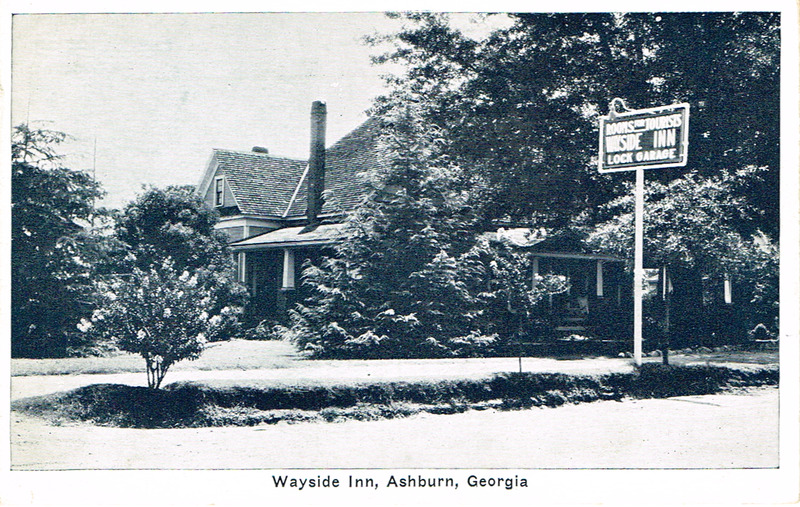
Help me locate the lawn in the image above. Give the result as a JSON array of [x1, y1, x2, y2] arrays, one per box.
[[10, 339, 298, 376], [11, 339, 779, 379]]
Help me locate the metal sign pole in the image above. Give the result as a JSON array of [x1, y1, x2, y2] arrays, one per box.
[[633, 166, 644, 366]]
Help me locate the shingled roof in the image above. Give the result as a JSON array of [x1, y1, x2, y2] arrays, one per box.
[[284, 116, 388, 218], [213, 150, 306, 217], [231, 222, 348, 250], [210, 116, 386, 220]]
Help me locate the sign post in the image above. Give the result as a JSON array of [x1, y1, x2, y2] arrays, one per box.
[[599, 99, 689, 366], [634, 166, 644, 365]]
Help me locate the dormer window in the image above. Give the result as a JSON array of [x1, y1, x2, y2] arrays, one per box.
[[214, 176, 224, 207]]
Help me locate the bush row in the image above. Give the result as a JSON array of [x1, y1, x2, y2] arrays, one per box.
[[12, 364, 778, 429]]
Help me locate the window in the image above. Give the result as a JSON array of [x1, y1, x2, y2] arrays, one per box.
[[214, 177, 224, 207]]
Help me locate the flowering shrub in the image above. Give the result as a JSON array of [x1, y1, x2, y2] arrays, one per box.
[[84, 259, 234, 388]]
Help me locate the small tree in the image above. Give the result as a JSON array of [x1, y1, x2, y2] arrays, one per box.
[[86, 259, 232, 388]]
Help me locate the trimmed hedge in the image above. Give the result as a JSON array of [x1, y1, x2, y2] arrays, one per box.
[[12, 364, 778, 428]]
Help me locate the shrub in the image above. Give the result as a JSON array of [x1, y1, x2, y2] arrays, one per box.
[[243, 320, 281, 341], [85, 259, 237, 388]]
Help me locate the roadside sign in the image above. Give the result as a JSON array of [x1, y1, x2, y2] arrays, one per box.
[[598, 99, 690, 367], [599, 103, 690, 173]]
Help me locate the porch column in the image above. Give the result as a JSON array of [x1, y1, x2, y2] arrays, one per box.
[[282, 248, 296, 290], [596, 260, 604, 297], [723, 273, 732, 304], [531, 257, 539, 288], [237, 252, 247, 284]]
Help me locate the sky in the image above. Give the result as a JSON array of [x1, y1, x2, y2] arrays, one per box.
[[11, 13, 412, 209]]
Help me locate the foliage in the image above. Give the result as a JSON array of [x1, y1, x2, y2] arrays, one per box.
[[115, 186, 248, 341], [12, 365, 777, 428], [358, 13, 780, 349], [84, 259, 236, 388], [117, 185, 226, 270], [11, 124, 113, 357], [278, 14, 780, 355], [587, 168, 764, 269], [281, 106, 478, 358], [242, 320, 282, 341], [461, 238, 569, 346], [369, 12, 779, 235], [280, 106, 567, 358], [586, 168, 779, 342]]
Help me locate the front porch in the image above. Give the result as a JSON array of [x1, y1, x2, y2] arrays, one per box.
[[231, 225, 632, 342], [230, 223, 345, 325], [530, 253, 630, 341]]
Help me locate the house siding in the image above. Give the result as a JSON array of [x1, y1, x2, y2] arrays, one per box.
[[247, 226, 272, 238], [219, 226, 245, 243], [203, 167, 236, 209]]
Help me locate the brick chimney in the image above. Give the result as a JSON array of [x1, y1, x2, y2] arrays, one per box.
[[307, 101, 326, 225]]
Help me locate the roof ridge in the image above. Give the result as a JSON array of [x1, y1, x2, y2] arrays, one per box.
[[326, 116, 381, 153], [213, 148, 307, 162]]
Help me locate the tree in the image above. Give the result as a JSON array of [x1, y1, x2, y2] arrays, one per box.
[[116, 185, 225, 270], [364, 12, 779, 349], [369, 12, 779, 236], [115, 186, 248, 341], [281, 106, 567, 358], [85, 259, 233, 388], [586, 168, 779, 345], [11, 124, 109, 357]]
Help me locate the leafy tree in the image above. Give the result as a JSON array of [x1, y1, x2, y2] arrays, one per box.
[[364, 12, 779, 349], [281, 106, 566, 358], [115, 186, 248, 341], [370, 12, 779, 235], [586, 168, 779, 344], [84, 259, 233, 388], [11, 124, 109, 357], [117, 185, 227, 270]]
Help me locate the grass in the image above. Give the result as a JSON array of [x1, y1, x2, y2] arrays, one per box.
[[12, 363, 779, 429], [11, 340, 297, 376], [11, 338, 779, 378]]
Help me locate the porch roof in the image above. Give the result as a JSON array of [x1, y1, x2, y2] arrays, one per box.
[[527, 251, 626, 262], [487, 228, 626, 262], [230, 222, 347, 250]]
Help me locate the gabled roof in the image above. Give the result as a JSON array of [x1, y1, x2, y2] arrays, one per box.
[[212, 150, 306, 217], [198, 116, 386, 221], [284, 117, 388, 218]]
